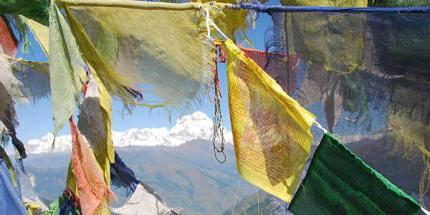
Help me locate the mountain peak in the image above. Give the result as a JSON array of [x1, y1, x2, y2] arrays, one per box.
[[26, 112, 232, 154]]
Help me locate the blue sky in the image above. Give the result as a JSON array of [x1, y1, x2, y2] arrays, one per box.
[[14, 11, 274, 143]]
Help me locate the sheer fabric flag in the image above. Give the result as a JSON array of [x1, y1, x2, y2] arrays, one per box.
[[77, 73, 114, 187], [289, 133, 420, 214], [26, 18, 49, 54], [273, 0, 368, 73], [226, 39, 315, 202], [0, 54, 26, 159], [111, 184, 174, 215], [0, 159, 27, 215], [49, 3, 86, 136], [110, 152, 140, 192], [264, 4, 430, 206], [10, 60, 50, 102], [0, 17, 17, 56], [68, 119, 113, 215], [0, 146, 17, 187], [240, 47, 299, 95], [59, 0, 212, 111], [269, 9, 430, 130]]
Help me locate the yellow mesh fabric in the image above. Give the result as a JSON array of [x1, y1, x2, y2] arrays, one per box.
[[58, 0, 212, 111], [281, 0, 368, 73], [225, 39, 315, 202], [26, 18, 49, 54]]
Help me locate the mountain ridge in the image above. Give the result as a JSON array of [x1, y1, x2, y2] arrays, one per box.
[[25, 111, 233, 154], [24, 139, 254, 215]]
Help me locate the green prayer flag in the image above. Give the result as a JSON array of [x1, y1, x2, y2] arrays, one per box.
[[49, 3, 86, 137], [289, 133, 420, 215]]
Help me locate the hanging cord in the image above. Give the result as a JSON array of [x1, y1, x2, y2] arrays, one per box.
[[211, 39, 227, 163], [204, 7, 229, 163]]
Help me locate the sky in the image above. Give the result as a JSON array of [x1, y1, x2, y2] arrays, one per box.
[[14, 10, 274, 143]]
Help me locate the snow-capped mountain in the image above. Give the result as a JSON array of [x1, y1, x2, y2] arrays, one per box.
[[26, 111, 233, 154]]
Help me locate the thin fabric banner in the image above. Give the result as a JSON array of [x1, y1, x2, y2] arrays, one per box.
[[269, 3, 430, 206], [240, 47, 299, 95], [225, 39, 315, 202], [60, 0, 212, 110]]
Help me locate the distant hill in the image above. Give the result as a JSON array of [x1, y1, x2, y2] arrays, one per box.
[[23, 140, 255, 215]]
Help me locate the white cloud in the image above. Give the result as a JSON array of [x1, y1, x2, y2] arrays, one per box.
[[26, 111, 233, 154]]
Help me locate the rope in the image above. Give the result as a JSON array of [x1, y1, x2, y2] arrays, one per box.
[[314, 121, 328, 134], [204, 7, 231, 41], [422, 207, 430, 215], [228, 3, 430, 13]]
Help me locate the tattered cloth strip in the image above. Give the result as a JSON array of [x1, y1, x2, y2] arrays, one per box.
[[0, 158, 27, 215], [225, 39, 315, 202], [0, 0, 49, 25], [10, 60, 50, 102], [0, 17, 17, 56], [0, 57, 49, 160], [111, 183, 180, 215], [289, 133, 421, 214], [111, 152, 139, 193], [110, 152, 180, 214], [0, 54, 26, 159], [0, 145, 17, 187], [44, 193, 81, 215], [68, 118, 114, 215], [240, 47, 299, 95], [49, 2, 87, 136], [57, 0, 216, 112]]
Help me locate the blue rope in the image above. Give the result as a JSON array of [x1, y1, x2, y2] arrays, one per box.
[[234, 3, 430, 13]]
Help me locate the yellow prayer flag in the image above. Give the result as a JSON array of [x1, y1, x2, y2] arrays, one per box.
[[26, 17, 49, 54], [225, 39, 315, 202]]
